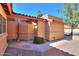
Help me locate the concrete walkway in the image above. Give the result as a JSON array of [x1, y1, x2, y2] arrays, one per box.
[[3, 35, 75, 56], [50, 40, 79, 56]]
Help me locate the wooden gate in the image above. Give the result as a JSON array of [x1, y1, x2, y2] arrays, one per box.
[[18, 23, 34, 40], [7, 21, 17, 40], [7, 21, 34, 41]]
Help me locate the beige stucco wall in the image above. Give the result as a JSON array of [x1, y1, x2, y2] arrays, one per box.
[[37, 20, 64, 41], [0, 4, 8, 56], [37, 21, 45, 39], [0, 33, 8, 56], [49, 21, 64, 41], [64, 28, 79, 34], [44, 22, 50, 40], [73, 29, 79, 33], [69, 28, 79, 40], [0, 4, 7, 19], [41, 14, 64, 41], [64, 28, 71, 34]]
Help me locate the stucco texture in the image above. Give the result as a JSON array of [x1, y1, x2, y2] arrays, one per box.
[[37, 21, 45, 39], [0, 4, 8, 56], [0, 33, 8, 56], [49, 21, 64, 41]]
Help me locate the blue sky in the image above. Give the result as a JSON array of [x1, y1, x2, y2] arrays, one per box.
[[12, 3, 65, 17]]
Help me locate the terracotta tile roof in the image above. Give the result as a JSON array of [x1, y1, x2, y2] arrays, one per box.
[[12, 11, 47, 22], [41, 14, 64, 23], [1, 3, 47, 22], [1, 3, 64, 23], [1, 3, 10, 15]]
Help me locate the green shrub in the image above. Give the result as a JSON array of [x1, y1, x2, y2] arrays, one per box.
[[33, 37, 44, 44]]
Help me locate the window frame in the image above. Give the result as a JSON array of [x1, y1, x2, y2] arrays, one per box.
[[0, 15, 7, 34]]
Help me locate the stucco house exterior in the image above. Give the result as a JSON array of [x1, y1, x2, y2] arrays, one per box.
[[0, 3, 64, 55], [7, 15, 47, 41], [0, 3, 46, 41], [64, 24, 71, 35], [41, 14, 64, 41], [0, 3, 64, 41], [0, 4, 8, 56], [7, 14, 64, 41]]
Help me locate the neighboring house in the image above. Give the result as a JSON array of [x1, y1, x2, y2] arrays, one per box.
[[41, 14, 64, 41], [64, 24, 79, 35], [73, 25, 79, 34], [64, 24, 71, 34]]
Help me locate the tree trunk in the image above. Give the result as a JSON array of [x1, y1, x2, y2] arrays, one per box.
[[71, 27, 73, 35], [71, 25, 73, 40]]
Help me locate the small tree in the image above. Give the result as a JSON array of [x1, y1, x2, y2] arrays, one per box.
[[64, 3, 79, 35], [37, 10, 43, 17], [57, 3, 79, 35]]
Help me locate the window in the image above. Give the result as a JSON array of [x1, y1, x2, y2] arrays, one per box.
[[0, 15, 6, 34], [3, 17, 6, 33], [0, 16, 3, 33]]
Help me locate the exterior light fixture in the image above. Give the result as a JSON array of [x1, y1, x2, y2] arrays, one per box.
[[32, 22, 37, 26], [32, 22, 38, 29], [35, 25, 38, 29]]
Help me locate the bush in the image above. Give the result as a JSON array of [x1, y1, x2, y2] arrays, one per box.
[[33, 37, 44, 44]]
